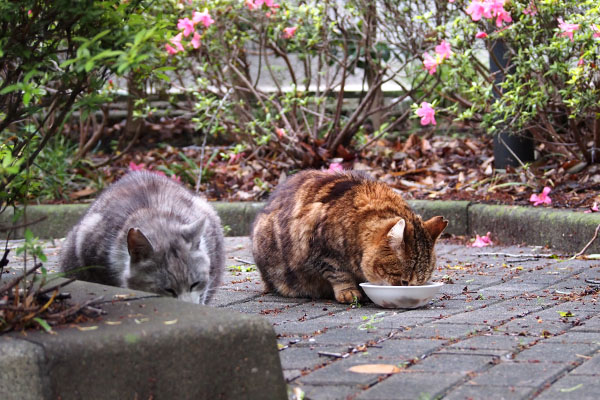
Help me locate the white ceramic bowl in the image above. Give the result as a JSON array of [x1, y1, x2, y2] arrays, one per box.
[[359, 282, 444, 309]]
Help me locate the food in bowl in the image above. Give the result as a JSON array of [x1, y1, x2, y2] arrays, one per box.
[[359, 282, 443, 309]]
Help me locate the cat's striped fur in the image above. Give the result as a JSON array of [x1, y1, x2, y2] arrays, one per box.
[[60, 171, 224, 304], [251, 170, 447, 303]]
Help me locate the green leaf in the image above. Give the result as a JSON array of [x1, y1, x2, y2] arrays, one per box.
[[24, 228, 34, 241], [558, 311, 574, 318], [0, 83, 21, 95], [33, 317, 53, 333], [559, 384, 583, 393]]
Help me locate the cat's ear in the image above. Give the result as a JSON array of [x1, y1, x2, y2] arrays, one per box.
[[424, 216, 448, 241], [181, 218, 206, 242], [127, 228, 154, 262], [387, 218, 406, 248]]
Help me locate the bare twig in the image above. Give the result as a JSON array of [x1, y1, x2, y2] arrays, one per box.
[[0, 216, 47, 233], [570, 224, 600, 260]]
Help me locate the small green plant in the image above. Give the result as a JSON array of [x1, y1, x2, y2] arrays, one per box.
[[229, 265, 257, 273], [350, 295, 362, 309], [358, 312, 385, 331]]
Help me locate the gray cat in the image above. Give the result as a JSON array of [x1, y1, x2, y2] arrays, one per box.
[[60, 171, 224, 304]]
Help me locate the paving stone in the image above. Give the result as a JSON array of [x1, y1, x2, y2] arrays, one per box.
[[570, 353, 600, 375], [535, 374, 600, 400], [395, 323, 489, 340], [212, 288, 262, 306], [443, 384, 533, 400], [278, 346, 341, 370], [514, 342, 599, 363], [470, 361, 568, 387], [449, 333, 537, 351], [358, 338, 446, 361], [299, 326, 396, 347], [295, 358, 388, 386], [354, 372, 464, 400], [297, 384, 362, 400], [545, 331, 600, 344], [411, 352, 496, 374]]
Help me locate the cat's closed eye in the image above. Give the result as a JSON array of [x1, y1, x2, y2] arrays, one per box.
[[164, 288, 177, 297], [190, 281, 205, 291]]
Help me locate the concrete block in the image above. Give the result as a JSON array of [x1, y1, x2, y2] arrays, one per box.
[[468, 204, 600, 253], [0, 338, 48, 400], [408, 200, 470, 236], [2, 280, 286, 400]]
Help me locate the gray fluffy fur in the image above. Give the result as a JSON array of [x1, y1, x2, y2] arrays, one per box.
[[60, 171, 224, 304]]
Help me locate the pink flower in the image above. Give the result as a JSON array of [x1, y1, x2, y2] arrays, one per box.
[[558, 18, 579, 42], [476, 31, 488, 39], [584, 202, 599, 213], [245, 0, 258, 10], [171, 175, 182, 183], [494, 8, 512, 27], [593, 25, 600, 39], [165, 44, 179, 55], [129, 162, 146, 171], [435, 40, 453, 60], [529, 186, 552, 206], [177, 17, 195, 37], [193, 9, 215, 28], [283, 26, 297, 39], [423, 52, 438, 75], [275, 128, 286, 138], [415, 102, 436, 126], [169, 33, 185, 53], [466, 1, 491, 22], [191, 32, 201, 49], [472, 232, 493, 247], [449, 0, 455, 2], [328, 162, 343, 172]]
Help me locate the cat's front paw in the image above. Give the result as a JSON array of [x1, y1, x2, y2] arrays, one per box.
[[334, 287, 362, 304]]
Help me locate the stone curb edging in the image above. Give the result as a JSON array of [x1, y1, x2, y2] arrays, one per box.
[[2, 200, 599, 253], [0, 280, 287, 400]]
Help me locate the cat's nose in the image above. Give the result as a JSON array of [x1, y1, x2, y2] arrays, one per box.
[[401, 280, 409, 286]]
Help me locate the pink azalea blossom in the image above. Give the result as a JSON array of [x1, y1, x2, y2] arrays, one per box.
[[177, 17, 195, 37], [423, 52, 438, 75], [466, 1, 492, 22], [328, 162, 343, 172], [557, 18, 579, 42], [191, 32, 201, 49], [593, 25, 600, 39], [245, 0, 259, 10], [129, 162, 146, 171], [165, 44, 179, 55], [169, 33, 185, 53], [415, 102, 436, 126], [476, 31, 488, 39], [584, 202, 599, 213], [472, 232, 493, 247], [529, 186, 552, 206], [193, 9, 215, 28], [283, 26, 297, 39], [435, 40, 453, 60], [493, 8, 512, 27]]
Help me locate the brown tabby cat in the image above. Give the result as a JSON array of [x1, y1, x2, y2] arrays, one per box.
[[251, 170, 448, 303]]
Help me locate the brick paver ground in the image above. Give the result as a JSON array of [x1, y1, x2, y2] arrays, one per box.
[[8, 237, 600, 400]]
